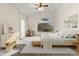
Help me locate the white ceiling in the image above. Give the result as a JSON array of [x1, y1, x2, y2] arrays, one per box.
[[10, 3, 63, 17]]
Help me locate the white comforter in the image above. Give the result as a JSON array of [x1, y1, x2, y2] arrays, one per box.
[[41, 33, 76, 45]]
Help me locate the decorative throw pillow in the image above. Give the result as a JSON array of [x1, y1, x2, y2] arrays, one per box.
[[62, 33, 70, 38]]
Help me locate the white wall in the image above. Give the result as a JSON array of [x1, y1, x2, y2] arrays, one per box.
[[54, 3, 79, 34], [0, 4, 20, 37], [25, 11, 54, 35]]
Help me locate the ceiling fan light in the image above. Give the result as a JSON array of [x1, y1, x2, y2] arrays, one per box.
[[38, 7, 44, 11]]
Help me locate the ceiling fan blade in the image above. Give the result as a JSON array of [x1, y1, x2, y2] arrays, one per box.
[[36, 6, 40, 9], [43, 5, 48, 7], [34, 4, 40, 6]]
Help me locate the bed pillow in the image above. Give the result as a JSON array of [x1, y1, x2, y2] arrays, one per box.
[[62, 33, 75, 38]]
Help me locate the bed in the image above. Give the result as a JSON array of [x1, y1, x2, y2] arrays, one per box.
[[25, 32, 76, 48], [41, 33, 76, 48]]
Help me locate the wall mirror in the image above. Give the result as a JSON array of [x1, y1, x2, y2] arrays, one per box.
[[38, 23, 53, 32]]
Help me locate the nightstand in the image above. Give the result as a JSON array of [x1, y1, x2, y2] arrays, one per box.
[[73, 39, 79, 52]]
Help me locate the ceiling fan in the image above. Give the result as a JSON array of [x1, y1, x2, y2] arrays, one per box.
[[34, 3, 48, 10]]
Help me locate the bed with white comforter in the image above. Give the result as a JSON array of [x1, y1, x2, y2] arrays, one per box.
[[41, 33, 76, 46], [21, 32, 76, 49]]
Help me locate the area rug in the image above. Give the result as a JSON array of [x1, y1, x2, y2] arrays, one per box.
[[19, 45, 79, 56]]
